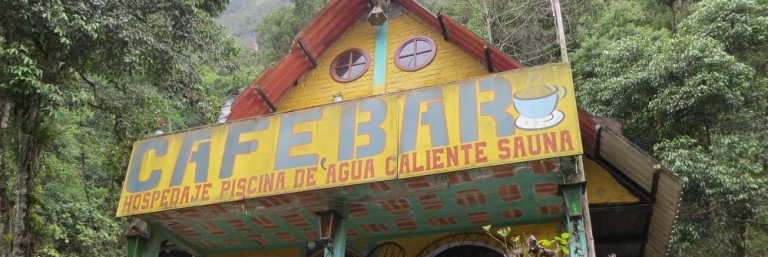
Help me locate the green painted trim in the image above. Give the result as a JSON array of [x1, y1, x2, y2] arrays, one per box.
[[126, 236, 147, 257], [154, 222, 208, 256], [372, 21, 389, 88]]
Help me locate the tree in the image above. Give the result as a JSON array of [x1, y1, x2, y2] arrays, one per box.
[[0, 1, 237, 256], [423, 0, 595, 66], [572, 0, 768, 256], [255, 0, 327, 66]]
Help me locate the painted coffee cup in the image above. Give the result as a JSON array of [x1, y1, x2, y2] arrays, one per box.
[[513, 85, 567, 119]]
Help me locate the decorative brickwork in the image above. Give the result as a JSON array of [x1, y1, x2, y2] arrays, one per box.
[[394, 217, 418, 231], [534, 183, 559, 198], [418, 194, 444, 211], [497, 184, 523, 202], [455, 189, 487, 206], [226, 219, 253, 233], [428, 216, 458, 227]]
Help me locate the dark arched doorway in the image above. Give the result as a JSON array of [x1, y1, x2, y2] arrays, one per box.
[[415, 233, 506, 257], [433, 245, 503, 257]]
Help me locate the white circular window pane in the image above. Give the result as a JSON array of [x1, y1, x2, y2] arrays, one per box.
[[335, 67, 350, 78], [416, 53, 432, 66], [400, 42, 416, 56], [416, 40, 431, 52], [350, 64, 366, 77], [399, 56, 414, 68], [352, 53, 366, 65], [395, 36, 436, 71], [331, 49, 370, 82]]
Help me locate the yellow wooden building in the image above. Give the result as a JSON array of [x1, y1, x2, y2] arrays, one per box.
[[119, 1, 683, 257]]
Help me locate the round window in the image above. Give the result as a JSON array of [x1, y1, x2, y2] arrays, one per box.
[[394, 36, 437, 71], [331, 49, 370, 82]]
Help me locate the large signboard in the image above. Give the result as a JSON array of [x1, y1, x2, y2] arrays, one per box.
[[117, 63, 582, 216]]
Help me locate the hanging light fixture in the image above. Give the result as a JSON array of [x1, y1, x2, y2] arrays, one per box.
[[367, 0, 388, 26], [316, 210, 344, 243], [558, 181, 586, 220]]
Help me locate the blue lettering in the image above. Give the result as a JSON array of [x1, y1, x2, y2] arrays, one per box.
[[171, 131, 212, 186], [275, 110, 322, 170], [126, 140, 168, 193], [220, 120, 270, 179]]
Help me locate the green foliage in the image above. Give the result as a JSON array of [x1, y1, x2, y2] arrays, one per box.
[[482, 225, 570, 256], [425, 0, 595, 66], [0, 0, 248, 256], [255, 0, 327, 66], [216, 0, 287, 50], [572, 0, 768, 256]]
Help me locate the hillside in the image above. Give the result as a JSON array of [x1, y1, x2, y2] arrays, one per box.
[[216, 0, 288, 50]]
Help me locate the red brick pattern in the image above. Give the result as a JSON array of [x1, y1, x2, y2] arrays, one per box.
[[497, 184, 522, 202], [348, 203, 370, 218], [369, 182, 392, 192], [281, 213, 310, 227], [197, 240, 217, 248], [534, 183, 559, 198], [174, 224, 201, 238], [226, 219, 252, 233], [297, 192, 322, 204], [379, 198, 411, 215], [404, 177, 431, 189], [531, 159, 559, 173], [538, 204, 561, 215], [428, 216, 458, 227], [256, 195, 292, 208], [177, 208, 203, 219], [491, 164, 516, 178], [360, 223, 389, 233], [419, 194, 444, 211], [303, 230, 320, 240], [200, 222, 225, 235], [205, 204, 229, 215], [448, 170, 472, 184], [246, 234, 270, 245], [467, 212, 492, 224], [273, 231, 297, 243], [251, 216, 280, 230], [222, 238, 241, 246], [502, 209, 523, 219], [346, 228, 359, 237], [151, 212, 174, 221], [394, 218, 418, 231], [455, 189, 487, 206]]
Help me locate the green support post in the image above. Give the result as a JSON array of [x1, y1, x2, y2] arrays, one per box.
[[125, 219, 162, 257]]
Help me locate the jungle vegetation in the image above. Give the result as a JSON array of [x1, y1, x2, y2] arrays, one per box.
[[1, 0, 766, 256]]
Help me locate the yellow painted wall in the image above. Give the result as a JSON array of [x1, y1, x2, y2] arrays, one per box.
[[384, 14, 489, 92], [584, 157, 640, 204], [278, 21, 377, 111], [210, 223, 562, 257], [278, 12, 490, 112]]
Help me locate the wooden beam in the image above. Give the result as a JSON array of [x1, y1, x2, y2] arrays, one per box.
[[253, 86, 277, 113], [296, 38, 318, 68], [437, 14, 448, 41], [483, 45, 493, 73], [590, 204, 654, 213]]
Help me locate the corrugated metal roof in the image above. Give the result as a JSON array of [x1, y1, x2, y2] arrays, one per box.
[[580, 112, 684, 257]]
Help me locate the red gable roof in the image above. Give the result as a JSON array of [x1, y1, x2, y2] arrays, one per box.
[[227, 0, 523, 121]]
